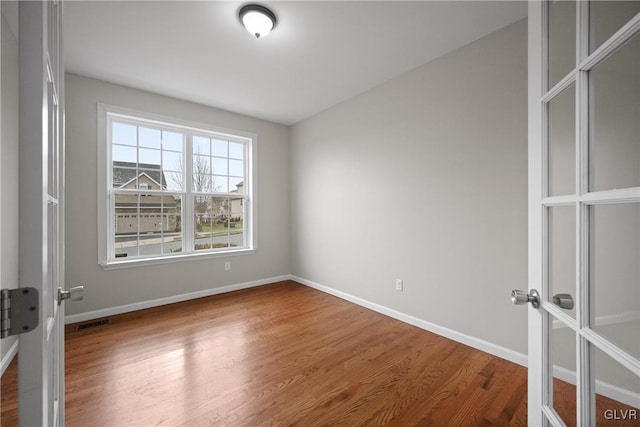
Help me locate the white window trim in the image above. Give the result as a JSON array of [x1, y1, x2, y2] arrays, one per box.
[[97, 103, 257, 269]]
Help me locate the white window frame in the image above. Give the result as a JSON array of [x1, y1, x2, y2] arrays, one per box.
[[97, 104, 257, 269]]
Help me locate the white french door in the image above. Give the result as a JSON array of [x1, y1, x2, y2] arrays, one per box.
[[18, 1, 66, 426], [528, 1, 640, 425]]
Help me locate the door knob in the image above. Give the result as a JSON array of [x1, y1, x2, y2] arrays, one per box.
[[552, 293, 574, 310], [58, 286, 84, 306], [511, 289, 540, 308]]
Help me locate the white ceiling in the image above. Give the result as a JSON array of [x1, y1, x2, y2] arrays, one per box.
[[64, 1, 527, 126]]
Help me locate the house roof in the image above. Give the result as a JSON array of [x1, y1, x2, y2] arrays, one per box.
[[113, 161, 167, 188]]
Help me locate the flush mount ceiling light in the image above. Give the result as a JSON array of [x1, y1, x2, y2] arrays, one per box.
[[239, 4, 277, 39]]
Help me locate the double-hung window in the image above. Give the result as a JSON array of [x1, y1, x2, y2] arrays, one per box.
[[98, 105, 255, 268]]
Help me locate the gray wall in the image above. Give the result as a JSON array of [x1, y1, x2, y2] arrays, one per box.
[[64, 74, 291, 316], [1, 11, 20, 365], [290, 20, 529, 354]]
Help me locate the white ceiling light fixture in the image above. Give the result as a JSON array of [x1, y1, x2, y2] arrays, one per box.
[[239, 4, 277, 39]]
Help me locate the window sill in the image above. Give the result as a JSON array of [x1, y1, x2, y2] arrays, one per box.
[[99, 248, 256, 270]]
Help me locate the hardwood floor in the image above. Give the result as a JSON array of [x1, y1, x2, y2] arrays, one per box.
[[0, 358, 17, 426], [1, 281, 526, 426], [2, 282, 526, 427], [1, 280, 631, 426]]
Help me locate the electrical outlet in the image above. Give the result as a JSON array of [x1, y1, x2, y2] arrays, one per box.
[[395, 279, 403, 292], [224, 261, 231, 271]]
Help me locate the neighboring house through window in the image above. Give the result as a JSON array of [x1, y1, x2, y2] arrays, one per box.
[[98, 104, 256, 268]]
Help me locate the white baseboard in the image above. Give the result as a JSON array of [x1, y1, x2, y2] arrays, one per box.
[[293, 275, 640, 409], [291, 275, 528, 367], [61, 273, 639, 409], [64, 275, 291, 325], [554, 365, 640, 409], [1, 339, 18, 376]]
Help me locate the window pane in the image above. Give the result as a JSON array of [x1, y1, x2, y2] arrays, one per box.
[[229, 142, 244, 160], [139, 127, 161, 149], [212, 139, 228, 157], [594, 347, 640, 423], [229, 159, 244, 178], [139, 168, 165, 190], [138, 148, 160, 166], [140, 196, 163, 248], [112, 122, 136, 146], [114, 235, 136, 259], [164, 196, 182, 254], [192, 196, 243, 251], [139, 148, 161, 166], [162, 151, 182, 172], [194, 196, 214, 251], [193, 174, 213, 192], [549, 206, 576, 319], [591, 203, 640, 359], [194, 195, 210, 216], [114, 194, 182, 258], [589, 32, 640, 192], [212, 157, 228, 175], [193, 155, 211, 175], [164, 172, 183, 191], [113, 165, 137, 189], [590, 1, 640, 53], [150, 195, 181, 255], [112, 145, 137, 163], [551, 321, 576, 426], [548, 0, 576, 89], [193, 136, 210, 156], [548, 84, 576, 196], [162, 131, 183, 152], [114, 194, 139, 258], [213, 176, 228, 193], [229, 177, 243, 193], [229, 212, 244, 249]]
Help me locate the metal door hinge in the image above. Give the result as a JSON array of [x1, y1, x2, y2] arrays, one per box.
[[1, 288, 39, 338]]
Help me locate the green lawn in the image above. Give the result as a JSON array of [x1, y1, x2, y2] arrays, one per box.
[[198, 222, 243, 234]]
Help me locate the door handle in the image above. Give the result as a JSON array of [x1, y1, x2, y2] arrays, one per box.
[[58, 286, 84, 306], [511, 289, 540, 308], [552, 293, 574, 310]]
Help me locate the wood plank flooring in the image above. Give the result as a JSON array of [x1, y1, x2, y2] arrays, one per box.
[[0, 280, 629, 426]]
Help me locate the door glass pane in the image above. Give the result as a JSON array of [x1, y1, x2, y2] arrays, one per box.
[[548, 0, 576, 88], [551, 322, 577, 426], [589, 32, 640, 192], [590, 1, 640, 53], [594, 347, 640, 425], [549, 206, 577, 319], [548, 84, 576, 196], [591, 203, 640, 359], [48, 83, 58, 199]]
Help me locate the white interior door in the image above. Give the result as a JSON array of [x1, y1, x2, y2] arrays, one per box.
[[528, 1, 640, 425], [18, 1, 66, 425]]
